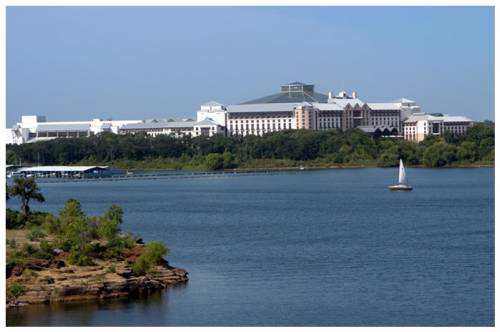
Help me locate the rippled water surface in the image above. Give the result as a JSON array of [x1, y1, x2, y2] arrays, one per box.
[[6, 168, 494, 326]]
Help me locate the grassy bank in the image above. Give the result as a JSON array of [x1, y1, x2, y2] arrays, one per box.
[[73, 156, 493, 171]]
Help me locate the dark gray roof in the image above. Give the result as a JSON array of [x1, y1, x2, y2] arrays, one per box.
[[227, 103, 299, 113], [240, 91, 328, 104]]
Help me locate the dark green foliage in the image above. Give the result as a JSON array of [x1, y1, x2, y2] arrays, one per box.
[[8, 178, 45, 215], [132, 241, 169, 276], [56, 199, 94, 266], [223, 151, 238, 169], [28, 212, 51, 227], [6, 122, 494, 168], [204, 153, 224, 171], [6, 208, 26, 229], [423, 142, 457, 167]]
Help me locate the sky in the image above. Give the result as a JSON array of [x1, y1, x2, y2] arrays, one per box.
[[6, 6, 495, 125]]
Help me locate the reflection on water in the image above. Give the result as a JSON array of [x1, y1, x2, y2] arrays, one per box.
[[7, 288, 190, 326]]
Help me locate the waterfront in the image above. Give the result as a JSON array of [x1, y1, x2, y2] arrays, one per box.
[[6, 168, 494, 326]]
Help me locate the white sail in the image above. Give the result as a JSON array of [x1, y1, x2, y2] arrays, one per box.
[[398, 159, 407, 184]]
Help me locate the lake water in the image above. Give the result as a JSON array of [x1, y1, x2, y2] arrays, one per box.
[[6, 168, 495, 326]]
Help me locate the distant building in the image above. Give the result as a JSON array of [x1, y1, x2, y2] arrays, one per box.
[[118, 118, 225, 137], [6, 82, 473, 144], [6, 115, 141, 145], [403, 113, 473, 142], [199, 82, 422, 137], [119, 120, 196, 138]]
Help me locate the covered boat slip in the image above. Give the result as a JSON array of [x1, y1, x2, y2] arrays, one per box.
[[12, 166, 112, 178]]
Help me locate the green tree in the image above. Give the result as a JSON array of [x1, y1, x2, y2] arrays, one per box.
[[423, 141, 457, 167], [8, 178, 45, 215], [95, 204, 123, 241], [58, 199, 94, 265], [96, 218, 120, 241], [204, 153, 224, 171], [457, 141, 477, 162], [103, 204, 124, 224]]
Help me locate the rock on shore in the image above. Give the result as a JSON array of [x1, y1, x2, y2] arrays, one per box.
[[7, 260, 188, 308]]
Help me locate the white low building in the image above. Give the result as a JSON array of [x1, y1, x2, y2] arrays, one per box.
[[118, 118, 225, 138], [6, 115, 142, 144], [119, 120, 196, 138], [403, 113, 473, 142]]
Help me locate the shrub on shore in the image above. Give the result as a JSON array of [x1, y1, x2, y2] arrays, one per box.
[[132, 241, 169, 276], [7, 282, 25, 298]]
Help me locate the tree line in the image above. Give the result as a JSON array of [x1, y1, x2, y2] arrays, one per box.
[[6, 121, 494, 169]]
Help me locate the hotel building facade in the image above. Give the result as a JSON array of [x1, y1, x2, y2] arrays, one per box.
[[6, 82, 473, 144], [403, 113, 474, 142]]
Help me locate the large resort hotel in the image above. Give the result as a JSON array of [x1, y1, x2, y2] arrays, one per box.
[[6, 82, 473, 145]]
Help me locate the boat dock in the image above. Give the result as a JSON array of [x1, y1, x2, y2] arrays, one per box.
[[8, 168, 311, 184]]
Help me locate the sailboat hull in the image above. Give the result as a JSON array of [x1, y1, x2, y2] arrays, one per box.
[[387, 184, 413, 191]]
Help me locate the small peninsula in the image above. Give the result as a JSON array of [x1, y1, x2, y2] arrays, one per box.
[[6, 178, 188, 308]]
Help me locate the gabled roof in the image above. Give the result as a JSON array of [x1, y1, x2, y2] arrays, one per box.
[[329, 98, 366, 108], [195, 118, 219, 126]]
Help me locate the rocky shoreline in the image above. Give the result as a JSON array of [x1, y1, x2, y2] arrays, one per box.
[[7, 246, 188, 308], [7, 236, 188, 308]]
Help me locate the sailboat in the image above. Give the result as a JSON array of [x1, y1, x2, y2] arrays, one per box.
[[388, 159, 413, 191]]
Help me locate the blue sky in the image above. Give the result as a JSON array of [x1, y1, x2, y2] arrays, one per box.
[[7, 6, 494, 125]]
